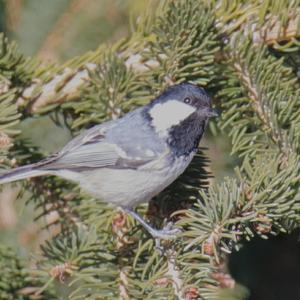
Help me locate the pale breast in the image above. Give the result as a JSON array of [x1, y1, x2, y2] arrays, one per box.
[[77, 154, 194, 208]]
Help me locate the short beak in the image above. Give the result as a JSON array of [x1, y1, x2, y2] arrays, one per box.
[[206, 108, 218, 118]]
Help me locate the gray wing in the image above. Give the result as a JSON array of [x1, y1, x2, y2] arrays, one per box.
[[37, 124, 158, 171]]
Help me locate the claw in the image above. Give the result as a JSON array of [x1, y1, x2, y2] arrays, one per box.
[[122, 207, 181, 251], [151, 224, 181, 239], [152, 222, 181, 254]]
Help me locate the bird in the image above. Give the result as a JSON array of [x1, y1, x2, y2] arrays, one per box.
[[0, 82, 216, 240]]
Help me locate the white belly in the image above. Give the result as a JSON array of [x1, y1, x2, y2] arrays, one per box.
[[64, 155, 194, 208]]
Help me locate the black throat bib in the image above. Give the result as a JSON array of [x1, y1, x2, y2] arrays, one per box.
[[167, 113, 207, 157]]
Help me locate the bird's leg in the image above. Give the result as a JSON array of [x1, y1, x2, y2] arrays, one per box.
[[122, 208, 180, 240]]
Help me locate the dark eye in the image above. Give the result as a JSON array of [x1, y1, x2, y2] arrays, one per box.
[[184, 97, 191, 104]]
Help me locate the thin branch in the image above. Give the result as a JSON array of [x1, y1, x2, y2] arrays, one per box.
[[231, 54, 291, 155], [17, 63, 97, 113], [5, 0, 23, 31], [17, 53, 160, 114], [119, 267, 129, 300], [166, 250, 184, 300], [37, 0, 91, 63], [215, 2, 300, 46], [255, 12, 300, 45]]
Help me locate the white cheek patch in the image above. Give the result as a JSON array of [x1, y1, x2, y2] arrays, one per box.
[[149, 100, 196, 136]]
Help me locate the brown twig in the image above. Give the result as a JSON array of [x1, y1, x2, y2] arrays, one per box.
[[37, 0, 91, 63], [5, 0, 23, 31], [255, 11, 300, 45]]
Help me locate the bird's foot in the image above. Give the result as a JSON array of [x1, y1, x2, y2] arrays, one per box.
[[152, 222, 181, 253], [151, 222, 181, 239], [122, 208, 181, 253]]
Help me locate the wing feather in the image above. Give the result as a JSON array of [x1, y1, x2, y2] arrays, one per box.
[[45, 143, 120, 169], [38, 126, 156, 171]]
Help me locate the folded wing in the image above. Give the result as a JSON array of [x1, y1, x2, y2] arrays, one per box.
[[38, 126, 155, 171]]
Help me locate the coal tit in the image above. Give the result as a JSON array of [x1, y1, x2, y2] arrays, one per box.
[[0, 83, 216, 240]]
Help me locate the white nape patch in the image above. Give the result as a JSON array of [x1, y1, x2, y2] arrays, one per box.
[[149, 100, 196, 136]]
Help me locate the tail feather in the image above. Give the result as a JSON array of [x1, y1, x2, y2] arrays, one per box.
[[0, 165, 48, 184]]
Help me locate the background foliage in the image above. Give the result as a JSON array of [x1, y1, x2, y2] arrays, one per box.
[[0, 0, 300, 299]]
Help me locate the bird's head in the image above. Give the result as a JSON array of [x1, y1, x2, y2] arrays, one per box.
[[146, 82, 217, 137]]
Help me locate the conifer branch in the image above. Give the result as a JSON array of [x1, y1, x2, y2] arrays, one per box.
[[37, 0, 91, 63], [3, 1, 300, 299], [213, 0, 300, 46], [5, 0, 23, 31], [255, 10, 300, 45], [230, 48, 290, 153], [166, 251, 184, 300]]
